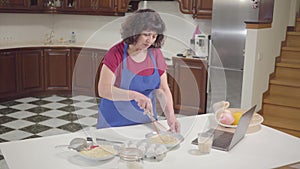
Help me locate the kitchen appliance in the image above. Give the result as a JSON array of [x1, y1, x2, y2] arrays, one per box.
[[194, 34, 210, 58], [207, 0, 266, 111]]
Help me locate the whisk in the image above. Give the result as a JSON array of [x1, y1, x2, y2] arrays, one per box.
[[145, 111, 169, 143]]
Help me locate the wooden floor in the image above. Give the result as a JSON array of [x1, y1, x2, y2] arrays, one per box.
[[262, 18, 300, 138]]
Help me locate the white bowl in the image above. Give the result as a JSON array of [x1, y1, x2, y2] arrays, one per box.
[[215, 108, 264, 128]]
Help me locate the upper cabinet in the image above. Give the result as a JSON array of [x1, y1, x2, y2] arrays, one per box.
[[117, 0, 130, 12], [178, 0, 213, 19], [0, 0, 28, 9], [0, 0, 133, 16]]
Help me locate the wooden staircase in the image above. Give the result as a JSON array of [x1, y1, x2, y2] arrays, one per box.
[[262, 18, 300, 138]]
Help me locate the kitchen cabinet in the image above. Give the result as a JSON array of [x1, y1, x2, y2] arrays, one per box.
[[77, 0, 129, 15], [28, 0, 42, 9], [97, 0, 116, 13], [177, 0, 213, 19], [44, 48, 71, 91], [0, 0, 132, 15], [0, 50, 19, 100], [19, 49, 44, 93], [167, 65, 175, 95], [0, 0, 27, 9], [117, 0, 130, 12], [71, 48, 106, 97], [172, 57, 207, 115], [0, 47, 108, 102]]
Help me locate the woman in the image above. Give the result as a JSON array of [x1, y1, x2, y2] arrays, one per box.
[[97, 9, 180, 133]]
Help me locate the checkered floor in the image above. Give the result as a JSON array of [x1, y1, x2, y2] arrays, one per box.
[[0, 94, 170, 169], [0, 94, 101, 169], [0, 94, 100, 142]]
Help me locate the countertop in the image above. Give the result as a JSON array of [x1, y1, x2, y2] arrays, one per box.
[[0, 41, 207, 66], [0, 41, 106, 50], [0, 114, 299, 169]]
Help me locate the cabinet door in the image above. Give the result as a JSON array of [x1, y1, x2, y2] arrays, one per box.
[[77, 0, 94, 11], [0, 50, 19, 98], [71, 48, 96, 96], [98, 0, 116, 12], [44, 48, 71, 91], [19, 49, 44, 93], [177, 0, 194, 14], [117, 0, 129, 12], [167, 65, 175, 95], [63, 0, 77, 10], [28, 0, 42, 9], [0, 0, 27, 9], [71, 48, 106, 96], [173, 57, 207, 115], [195, 0, 213, 19], [93, 49, 106, 97], [177, 0, 212, 19]]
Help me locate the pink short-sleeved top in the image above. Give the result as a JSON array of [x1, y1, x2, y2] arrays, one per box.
[[102, 41, 167, 87]]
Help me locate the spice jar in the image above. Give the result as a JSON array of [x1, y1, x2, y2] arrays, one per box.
[[118, 148, 144, 169]]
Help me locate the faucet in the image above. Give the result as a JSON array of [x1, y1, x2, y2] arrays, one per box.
[[45, 30, 55, 44]]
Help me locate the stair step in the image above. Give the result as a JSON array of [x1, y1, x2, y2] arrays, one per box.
[[287, 31, 300, 36], [281, 58, 300, 64], [263, 116, 300, 137], [269, 84, 300, 96], [281, 47, 300, 62], [263, 103, 300, 137], [275, 66, 300, 79], [286, 32, 300, 47], [264, 94, 300, 109], [263, 115, 300, 132], [272, 127, 300, 138], [270, 77, 300, 88], [282, 46, 300, 51], [263, 103, 300, 120], [263, 102, 300, 132], [276, 62, 300, 68]]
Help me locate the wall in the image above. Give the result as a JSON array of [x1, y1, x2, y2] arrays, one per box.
[[289, 0, 299, 26], [241, 0, 295, 110], [0, 1, 211, 60]]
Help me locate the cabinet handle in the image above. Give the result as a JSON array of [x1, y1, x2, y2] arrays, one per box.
[[179, 65, 203, 70]]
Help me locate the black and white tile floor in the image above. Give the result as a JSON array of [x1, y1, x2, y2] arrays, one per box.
[[0, 94, 170, 169], [0, 94, 101, 169], [0, 94, 100, 141]]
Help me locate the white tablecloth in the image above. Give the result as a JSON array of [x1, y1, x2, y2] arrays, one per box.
[[0, 114, 300, 169]]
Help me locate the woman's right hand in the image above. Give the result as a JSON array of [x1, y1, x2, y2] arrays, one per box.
[[132, 91, 153, 114]]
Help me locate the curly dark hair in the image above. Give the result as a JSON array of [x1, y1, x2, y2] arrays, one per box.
[[121, 9, 166, 48]]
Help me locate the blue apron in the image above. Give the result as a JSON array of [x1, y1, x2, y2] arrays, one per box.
[[97, 44, 160, 128]]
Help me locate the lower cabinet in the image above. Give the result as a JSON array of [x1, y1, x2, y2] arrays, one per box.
[[172, 57, 207, 115], [0, 47, 108, 102], [71, 48, 106, 96], [0, 50, 19, 99], [19, 49, 44, 93], [1, 47, 209, 110], [167, 65, 175, 95], [44, 48, 71, 91]]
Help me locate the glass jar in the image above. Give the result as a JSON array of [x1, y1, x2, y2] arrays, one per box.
[[117, 148, 144, 169]]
